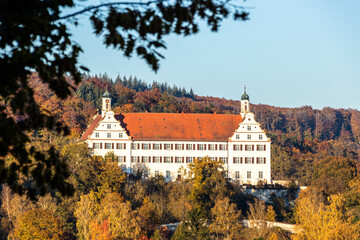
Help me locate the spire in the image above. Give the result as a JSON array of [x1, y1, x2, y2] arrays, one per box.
[[241, 85, 249, 100], [103, 86, 110, 97]]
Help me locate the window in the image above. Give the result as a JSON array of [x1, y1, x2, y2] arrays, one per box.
[[117, 156, 125, 163], [245, 145, 252, 151], [116, 143, 123, 149], [175, 157, 182, 163], [234, 144, 241, 151], [164, 144, 172, 150], [247, 171, 251, 179], [259, 171, 263, 179], [175, 144, 182, 150], [219, 157, 227, 163], [131, 156, 137, 163], [210, 157, 216, 161], [95, 132, 99, 138], [155, 171, 160, 177], [164, 157, 171, 163], [107, 133, 111, 138], [94, 143, 100, 149], [105, 143, 112, 149], [153, 144, 161, 150], [209, 144, 216, 150], [187, 157, 193, 163], [166, 171, 171, 178], [247, 134, 251, 140], [259, 134, 263, 140], [257, 145, 265, 151], [235, 171, 240, 179], [198, 144, 205, 150], [219, 144, 226, 151], [119, 133, 123, 138], [153, 157, 160, 163], [132, 143, 138, 150], [143, 156, 150, 163], [236, 134, 240, 140], [245, 157, 252, 164], [143, 143, 150, 150], [107, 124, 111, 129], [233, 157, 240, 164], [186, 144, 194, 150], [247, 126, 251, 131], [257, 157, 265, 164]]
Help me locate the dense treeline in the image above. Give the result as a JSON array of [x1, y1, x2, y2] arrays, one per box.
[[3, 72, 358, 239]]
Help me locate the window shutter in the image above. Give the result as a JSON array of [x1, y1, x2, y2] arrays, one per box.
[[182, 144, 184, 150], [142, 144, 144, 149], [233, 145, 236, 150], [141, 156, 144, 163], [252, 145, 254, 151], [124, 143, 126, 149], [257, 145, 259, 151], [256, 157, 259, 164], [171, 157, 173, 163], [215, 145, 218, 150], [226, 145, 228, 150], [93, 143, 95, 148], [197, 144, 199, 150], [193, 144, 195, 150], [171, 144, 173, 150], [149, 144, 151, 150], [182, 157, 184, 163], [252, 157, 254, 164], [204, 145, 207, 150], [240, 145, 243, 151], [226, 158, 228, 163], [215, 157, 218, 161], [186, 144, 189, 150], [264, 157, 266, 164], [240, 157, 243, 164], [160, 156, 162, 163], [137, 143, 140, 149], [124, 156, 126, 162], [100, 143, 102, 149], [264, 145, 266, 151], [112, 143, 114, 149], [160, 144, 162, 150], [233, 157, 235, 163], [137, 156, 140, 162], [208, 144, 210, 150]]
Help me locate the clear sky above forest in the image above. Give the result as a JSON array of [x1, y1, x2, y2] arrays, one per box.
[[70, 0, 360, 110]]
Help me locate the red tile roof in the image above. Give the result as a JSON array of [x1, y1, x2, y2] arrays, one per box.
[[80, 112, 242, 141], [79, 114, 102, 141]]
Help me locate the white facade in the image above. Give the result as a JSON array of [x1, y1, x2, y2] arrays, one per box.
[[81, 89, 271, 184]]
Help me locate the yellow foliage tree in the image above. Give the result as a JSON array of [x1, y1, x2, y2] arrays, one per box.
[[209, 197, 242, 240], [293, 189, 360, 240], [13, 209, 66, 240]]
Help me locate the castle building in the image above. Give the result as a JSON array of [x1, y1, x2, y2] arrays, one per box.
[[80, 88, 271, 184]]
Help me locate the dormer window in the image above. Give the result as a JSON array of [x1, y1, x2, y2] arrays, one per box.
[[107, 133, 111, 138], [259, 134, 263, 140], [247, 126, 251, 131], [95, 132, 99, 138], [247, 134, 251, 140], [236, 134, 240, 139], [119, 133, 123, 138], [107, 124, 111, 129]]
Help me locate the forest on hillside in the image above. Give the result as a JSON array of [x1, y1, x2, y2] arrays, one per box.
[[30, 72, 360, 185], [2, 72, 358, 239]]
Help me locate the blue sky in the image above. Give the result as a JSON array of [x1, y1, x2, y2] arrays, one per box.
[[70, 0, 360, 110]]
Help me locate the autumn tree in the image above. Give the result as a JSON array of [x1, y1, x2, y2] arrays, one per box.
[[209, 197, 242, 240], [13, 209, 67, 240], [188, 157, 232, 219], [293, 189, 360, 240]]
